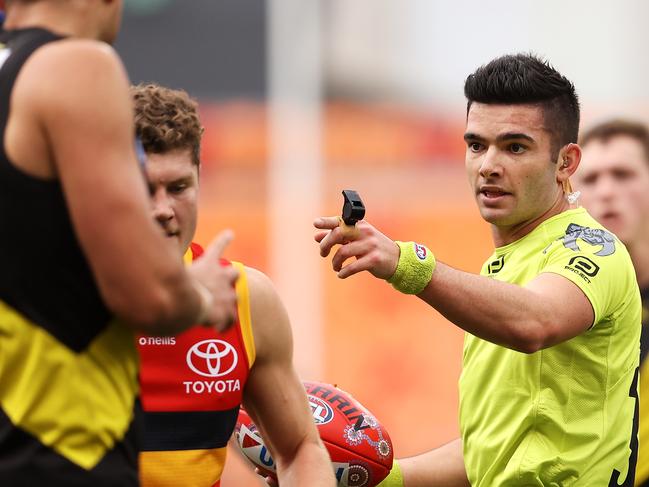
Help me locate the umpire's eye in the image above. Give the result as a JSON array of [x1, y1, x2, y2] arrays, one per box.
[[468, 142, 483, 152]]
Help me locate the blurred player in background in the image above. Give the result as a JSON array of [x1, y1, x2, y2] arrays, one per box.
[[316, 54, 641, 486], [574, 119, 649, 487], [132, 83, 334, 487], [0, 1, 237, 485]]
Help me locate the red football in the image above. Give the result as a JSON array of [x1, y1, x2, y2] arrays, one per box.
[[235, 381, 393, 487]]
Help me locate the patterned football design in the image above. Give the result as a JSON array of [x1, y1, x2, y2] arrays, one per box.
[[235, 381, 393, 487]]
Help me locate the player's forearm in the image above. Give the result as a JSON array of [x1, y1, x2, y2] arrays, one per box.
[[400, 438, 469, 487], [417, 262, 554, 353], [39, 43, 209, 336], [78, 187, 210, 335], [275, 439, 336, 486], [104, 265, 206, 336]]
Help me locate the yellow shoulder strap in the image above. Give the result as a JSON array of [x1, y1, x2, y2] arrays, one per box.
[[231, 261, 256, 368]]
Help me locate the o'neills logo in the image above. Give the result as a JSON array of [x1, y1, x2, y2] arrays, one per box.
[[414, 243, 427, 260], [139, 336, 176, 346], [184, 339, 241, 395]]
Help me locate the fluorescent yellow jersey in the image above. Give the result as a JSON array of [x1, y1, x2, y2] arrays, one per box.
[[460, 208, 641, 486]]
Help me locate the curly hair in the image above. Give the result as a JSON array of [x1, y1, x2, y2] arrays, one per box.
[[131, 83, 204, 166]]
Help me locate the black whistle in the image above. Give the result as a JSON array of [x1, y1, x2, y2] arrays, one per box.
[[341, 190, 365, 225]]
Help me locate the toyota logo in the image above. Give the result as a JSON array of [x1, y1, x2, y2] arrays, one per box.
[[186, 339, 238, 377]]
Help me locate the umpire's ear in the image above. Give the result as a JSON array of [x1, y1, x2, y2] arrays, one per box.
[[556, 142, 582, 183]]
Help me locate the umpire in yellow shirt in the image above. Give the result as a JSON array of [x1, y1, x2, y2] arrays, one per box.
[[316, 53, 641, 486]]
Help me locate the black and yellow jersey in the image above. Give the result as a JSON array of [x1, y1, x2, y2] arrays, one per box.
[[0, 28, 139, 486]]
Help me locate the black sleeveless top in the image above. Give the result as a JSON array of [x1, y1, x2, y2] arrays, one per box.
[[0, 28, 140, 486], [0, 27, 112, 351]]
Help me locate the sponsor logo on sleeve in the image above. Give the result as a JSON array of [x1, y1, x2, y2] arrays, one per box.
[[564, 255, 600, 283]]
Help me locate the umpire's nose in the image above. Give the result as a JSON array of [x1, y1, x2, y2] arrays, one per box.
[[479, 147, 503, 179]]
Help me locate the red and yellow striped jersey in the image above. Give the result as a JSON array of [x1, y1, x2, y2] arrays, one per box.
[[139, 243, 256, 487]]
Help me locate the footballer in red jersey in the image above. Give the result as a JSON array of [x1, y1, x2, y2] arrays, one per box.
[[133, 83, 334, 487]]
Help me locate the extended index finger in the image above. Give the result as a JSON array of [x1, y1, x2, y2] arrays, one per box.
[[313, 216, 341, 230]]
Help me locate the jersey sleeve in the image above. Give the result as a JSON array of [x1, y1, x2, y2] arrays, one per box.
[[539, 231, 630, 326]]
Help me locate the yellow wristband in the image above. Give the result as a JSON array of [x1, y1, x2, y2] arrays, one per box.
[[377, 459, 404, 487], [387, 241, 436, 295]]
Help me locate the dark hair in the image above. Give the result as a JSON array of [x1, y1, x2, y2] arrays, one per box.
[[464, 53, 580, 160], [131, 83, 204, 166], [580, 119, 649, 163]]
